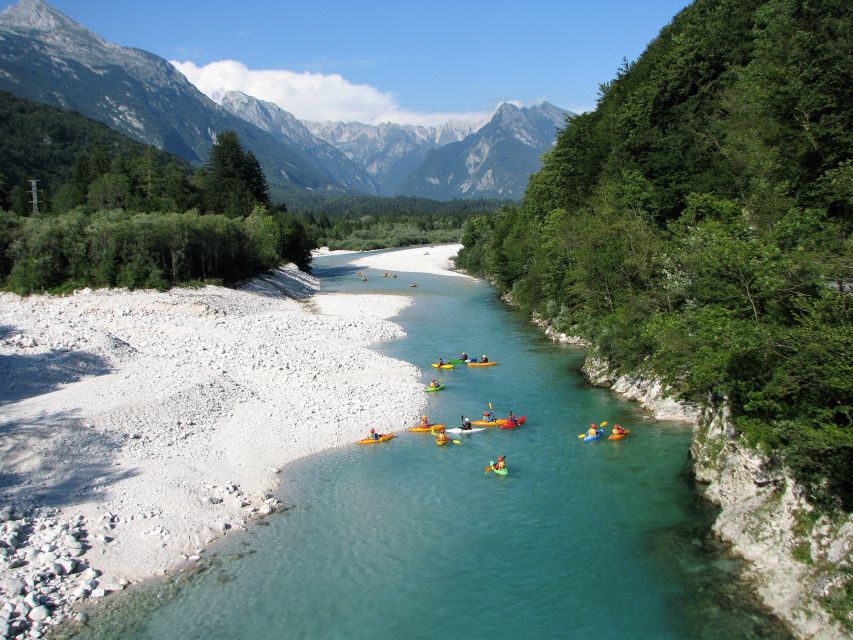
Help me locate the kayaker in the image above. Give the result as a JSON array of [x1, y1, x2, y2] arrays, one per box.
[[435, 431, 449, 445], [429, 379, 439, 389], [588, 423, 599, 437], [507, 411, 518, 427], [421, 415, 430, 428], [481, 354, 489, 363], [494, 455, 506, 471], [483, 407, 495, 422], [613, 424, 626, 436], [461, 352, 468, 361], [368, 427, 381, 441], [461, 415, 472, 430], [438, 357, 445, 367]]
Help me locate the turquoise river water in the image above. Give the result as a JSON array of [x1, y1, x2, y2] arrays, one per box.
[[69, 251, 791, 639]]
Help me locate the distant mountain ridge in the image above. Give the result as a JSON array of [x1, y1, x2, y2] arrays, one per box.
[[304, 119, 480, 195], [399, 102, 571, 199], [220, 91, 382, 195]]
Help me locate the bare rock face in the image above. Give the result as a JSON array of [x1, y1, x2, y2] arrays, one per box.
[[692, 404, 853, 639]]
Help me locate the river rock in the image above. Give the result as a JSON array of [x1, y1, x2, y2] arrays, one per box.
[[0, 578, 24, 596], [27, 606, 48, 622]]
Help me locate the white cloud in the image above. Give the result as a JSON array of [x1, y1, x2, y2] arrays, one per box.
[[170, 59, 492, 126]]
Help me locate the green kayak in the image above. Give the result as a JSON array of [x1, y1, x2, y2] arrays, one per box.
[[448, 358, 466, 365], [425, 384, 446, 392]]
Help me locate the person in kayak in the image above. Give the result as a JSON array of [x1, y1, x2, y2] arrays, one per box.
[[368, 427, 381, 441], [461, 352, 468, 361], [461, 416, 472, 430], [506, 411, 519, 427], [483, 407, 495, 422], [428, 379, 440, 389], [493, 455, 506, 471], [481, 354, 489, 363], [612, 424, 626, 436], [435, 431, 449, 445], [588, 423, 599, 437], [438, 357, 446, 367], [421, 415, 431, 428]]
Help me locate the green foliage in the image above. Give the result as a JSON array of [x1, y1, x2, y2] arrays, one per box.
[[1, 207, 314, 293], [307, 212, 467, 252], [458, 0, 853, 509]]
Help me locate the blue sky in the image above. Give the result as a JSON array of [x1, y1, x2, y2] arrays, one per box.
[[3, 0, 692, 123]]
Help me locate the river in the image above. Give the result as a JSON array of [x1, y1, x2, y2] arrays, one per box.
[[67, 251, 790, 639]]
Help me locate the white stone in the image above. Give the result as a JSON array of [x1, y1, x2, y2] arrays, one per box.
[[27, 606, 48, 622]]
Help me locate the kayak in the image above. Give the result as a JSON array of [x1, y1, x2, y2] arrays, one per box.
[[431, 363, 454, 369], [448, 358, 466, 365], [496, 416, 527, 427], [467, 361, 497, 367], [471, 419, 501, 427], [408, 423, 445, 433], [357, 434, 394, 445], [425, 384, 446, 392], [488, 461, 508, 476], [499, 415, 527, 430], [581, 430, 603, 442], [446, 427, 486, 435], [607, 428, 631, 440]]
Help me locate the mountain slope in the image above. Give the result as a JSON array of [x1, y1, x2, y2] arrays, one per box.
[[399, 102, 571, 200], [220, 91, 381, 195], [305, 120, 478, 195], [0, 90, 187, 198], [0, 0, 348, 197]]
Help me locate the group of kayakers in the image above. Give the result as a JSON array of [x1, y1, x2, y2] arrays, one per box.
[[586, 423, 626, 438]]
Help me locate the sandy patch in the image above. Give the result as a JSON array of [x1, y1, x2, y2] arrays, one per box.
[[347, 244, 470, 278]]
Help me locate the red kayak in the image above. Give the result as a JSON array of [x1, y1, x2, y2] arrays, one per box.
[[499, 416, 527, 430]]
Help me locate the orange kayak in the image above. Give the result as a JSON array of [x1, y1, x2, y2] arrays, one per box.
[[467, 361, 497, 367], [471, 420, 501, 427], [607, 429, 631, 441], [357, 434, 394, 445], [408, 424, 446, 433]]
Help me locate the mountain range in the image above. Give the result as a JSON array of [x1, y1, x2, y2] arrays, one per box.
[[0, 0, 572, 201]]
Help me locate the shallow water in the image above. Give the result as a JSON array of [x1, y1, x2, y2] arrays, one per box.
[[69, 253, 791, 639]]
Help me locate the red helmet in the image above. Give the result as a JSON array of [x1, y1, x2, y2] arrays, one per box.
[[498, 455, 505, 461], [369, 427, 375, 433]]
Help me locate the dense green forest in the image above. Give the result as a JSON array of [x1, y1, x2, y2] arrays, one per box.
[[0, 95, 313, 291], [457, 0, 852, 514], [304, 212, 467, 250]]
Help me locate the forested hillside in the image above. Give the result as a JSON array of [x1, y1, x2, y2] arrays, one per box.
[[457, 0, 852, 509]]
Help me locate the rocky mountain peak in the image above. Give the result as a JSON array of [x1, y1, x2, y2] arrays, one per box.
[[0, 0, 99, 41]]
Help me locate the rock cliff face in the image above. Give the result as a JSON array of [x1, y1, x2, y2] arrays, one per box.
[[531, 313, 852, 638], [692, 405, 852, 639]]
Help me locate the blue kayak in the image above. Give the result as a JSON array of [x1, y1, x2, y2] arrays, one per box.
[[582, 430, 603, 442]]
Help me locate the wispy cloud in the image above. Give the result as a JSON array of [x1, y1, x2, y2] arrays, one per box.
[[170, 59, 492, 126]]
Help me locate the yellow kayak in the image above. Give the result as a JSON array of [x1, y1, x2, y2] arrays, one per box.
[[467, 361, 497, 367], [431, 363, 454, 369], [357, 434, 394, 445], [408, 424, 446, 433], [470, 419, 501, 427]]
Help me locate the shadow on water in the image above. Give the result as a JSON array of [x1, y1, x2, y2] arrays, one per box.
[[0, 326, 113, 406], [645, 462, 794, 640]]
